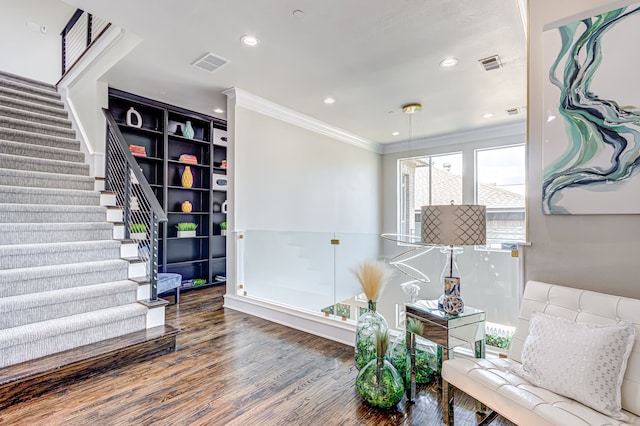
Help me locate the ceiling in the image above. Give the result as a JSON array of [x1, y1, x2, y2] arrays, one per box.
[[63, 0, 527, 145]]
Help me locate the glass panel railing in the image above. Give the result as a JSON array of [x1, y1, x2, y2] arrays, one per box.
[[330, 232, 380, 322], [239, 230, 521, 340], [241, 230, 335, 313]]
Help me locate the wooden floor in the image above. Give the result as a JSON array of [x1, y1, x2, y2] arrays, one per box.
[[0, 287, 516, 425]]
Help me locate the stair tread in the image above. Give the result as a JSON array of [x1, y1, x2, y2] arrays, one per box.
[[0, 259, 128, 279], [0, 203, 106, 212], [0, 222, 113, 230], [0, 78, 61, 100], [0, 168, 94, 182], [0, 94, 67, 118], [0, 86, 64, 107], [0, 184, 99, 197], [0, 139, 83, 156], [0, 280, 137, 311], [0, 126, 78, 143], [0, 239, 121, 252], [0, 115, 73, 134], [0, 105, 71, 127], [0, 303, 148, 349], [0, 152, 87, 168], [0, 71, 57, 91]]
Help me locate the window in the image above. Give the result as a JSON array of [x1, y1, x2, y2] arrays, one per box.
[[475, 145, 526, 247], [398, 152, 462, 237]]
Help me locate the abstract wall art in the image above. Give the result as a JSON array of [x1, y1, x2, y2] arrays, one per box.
[[542, 4, 640, 214]]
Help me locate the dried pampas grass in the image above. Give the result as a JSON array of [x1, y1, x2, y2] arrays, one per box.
[[354, 260, 393, 302], [375, 328, 390, 357]]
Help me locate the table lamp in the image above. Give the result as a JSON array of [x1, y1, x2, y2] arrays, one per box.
[[421, 203, 486, 315]]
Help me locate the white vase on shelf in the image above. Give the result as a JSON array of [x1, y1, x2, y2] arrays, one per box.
[[126, 107, 142, 128]]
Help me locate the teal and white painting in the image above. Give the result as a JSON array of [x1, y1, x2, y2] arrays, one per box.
[[543, 4, 640, 214]]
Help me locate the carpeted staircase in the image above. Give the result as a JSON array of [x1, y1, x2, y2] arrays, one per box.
[[0, 70, 149, 369]]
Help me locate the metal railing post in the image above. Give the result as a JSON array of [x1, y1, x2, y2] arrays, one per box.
[[150, 213, 159, 301], [86, 13, 93, 46]]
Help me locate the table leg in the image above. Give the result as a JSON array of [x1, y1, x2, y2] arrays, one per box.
[[474, 339, 487, 415], [443, 378, 454, 426], [475, 339, 485, 359], [406, 330, 416, 401]]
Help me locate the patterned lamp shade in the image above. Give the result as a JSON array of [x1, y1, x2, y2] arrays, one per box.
[[421, 204, 487, 246]]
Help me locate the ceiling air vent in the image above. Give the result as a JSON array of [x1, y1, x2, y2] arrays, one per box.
[[479, 55, 502, 71], [506, 107, 520, 115], [192, 52, 229, 73]]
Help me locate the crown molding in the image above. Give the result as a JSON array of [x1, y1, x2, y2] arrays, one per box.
[[223, 87, 381, 153], [381, 120, 526, 154]]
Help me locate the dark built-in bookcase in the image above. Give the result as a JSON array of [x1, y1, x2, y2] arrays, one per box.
[[108, 88, 228, 291]]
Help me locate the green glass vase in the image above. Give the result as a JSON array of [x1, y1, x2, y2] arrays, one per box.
[[354, 301, 388, 370], [388, 332, 437, 385], [356, 355, 404, 408]]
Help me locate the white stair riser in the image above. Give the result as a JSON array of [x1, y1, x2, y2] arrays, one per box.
[[107, 209, 123, 222], [100, 192, 116, 206], [120, 243, 138, 258], [137, 283, 150, 301], [146, 306, 166, 329], [128, 262, 146, 278], [113, 224, 125, 240]]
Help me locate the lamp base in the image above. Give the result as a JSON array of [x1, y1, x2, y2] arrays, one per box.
[[438, 276, 464, 315], [441, 294, 464, 316]]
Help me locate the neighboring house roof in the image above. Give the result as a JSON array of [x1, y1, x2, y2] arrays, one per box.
[[414, 165, 524, 209]]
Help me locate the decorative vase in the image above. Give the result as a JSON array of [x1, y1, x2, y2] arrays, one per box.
[[183, 120, 195, 139], [126, 107, 142, 128], [182, 166, 193, 188], [181, 201, 192, 213], [438, 247, 464, 315], [175, 124, 183, 136], [389, 332, 437, 384], [354, 301, 388, 370], [356, 355, 404, 408], [221, 200, 228, 214]]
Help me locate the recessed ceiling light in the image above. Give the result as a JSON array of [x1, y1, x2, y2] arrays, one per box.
[[292, 9, 304, 18], [214, 108, 224, 114], [482, 113, 495, 118], [392, 131, 400, 136], [439, 57, 459, 68], [323, 97, 336, 104], [241, 35, 259, 46]]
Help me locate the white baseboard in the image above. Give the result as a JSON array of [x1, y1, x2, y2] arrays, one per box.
[[223, 294, 356, 347]]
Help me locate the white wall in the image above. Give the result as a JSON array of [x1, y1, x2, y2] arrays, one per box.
[[527, 0, 640, 298], [58, 27, 141, 176], [234, 107, 381, 234], [0, 0, 75, 83]]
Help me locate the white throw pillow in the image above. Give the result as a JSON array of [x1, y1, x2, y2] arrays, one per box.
[[520, 312, 636, 420]]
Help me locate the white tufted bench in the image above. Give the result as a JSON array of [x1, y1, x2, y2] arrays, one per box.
[[442, 281, 640, 425]]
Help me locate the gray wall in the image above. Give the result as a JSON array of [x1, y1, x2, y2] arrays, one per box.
[[526, 0, 640, 298]]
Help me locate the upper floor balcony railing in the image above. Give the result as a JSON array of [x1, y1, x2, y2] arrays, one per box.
[[60, 9, 110, 76]]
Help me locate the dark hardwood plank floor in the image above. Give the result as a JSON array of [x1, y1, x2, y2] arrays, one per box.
[[0, 287, 516, 425]]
